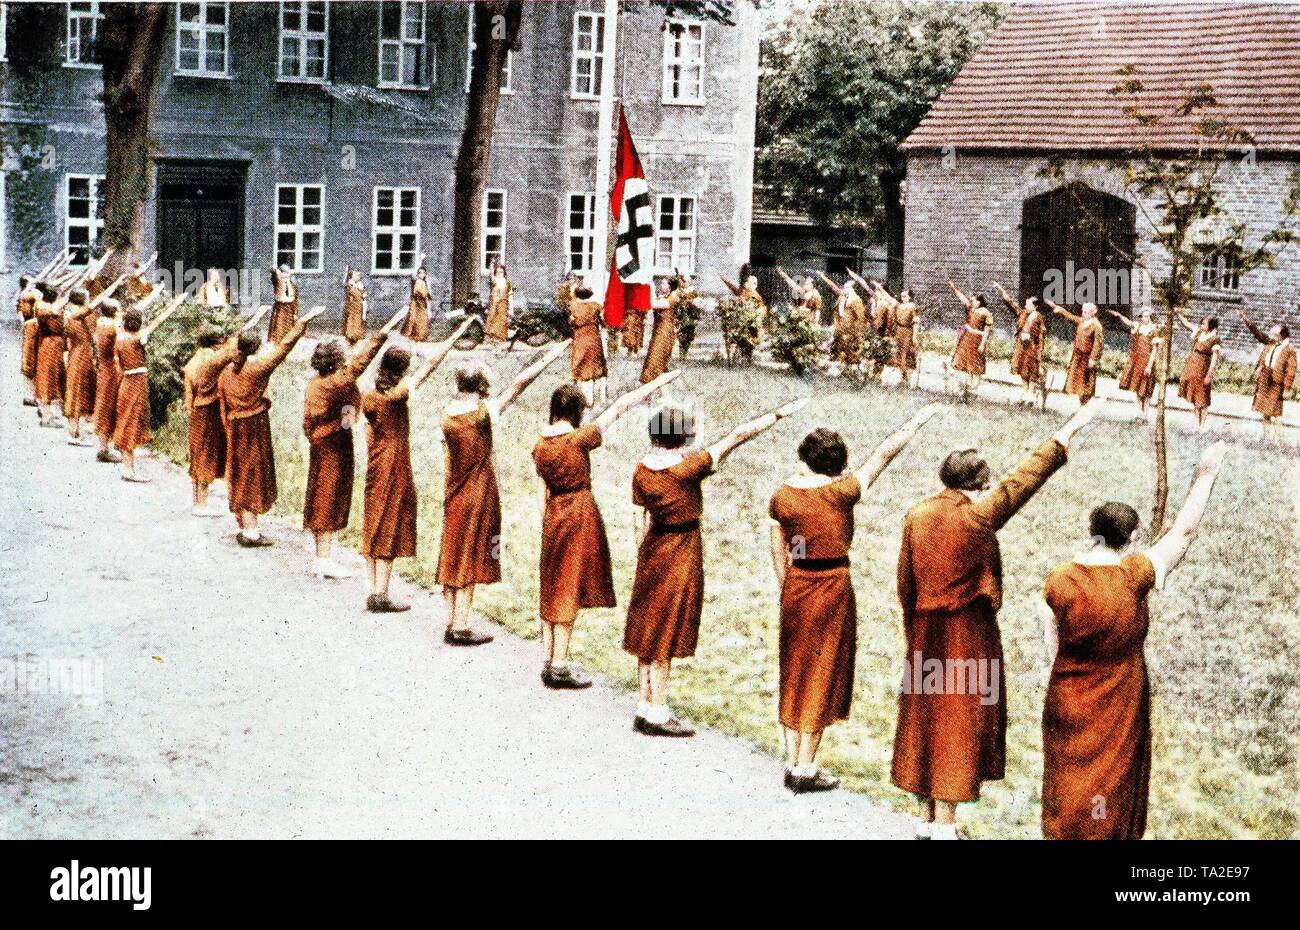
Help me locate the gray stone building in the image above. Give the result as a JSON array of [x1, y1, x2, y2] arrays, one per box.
[[0, 1, 760, 313], [900, 1, 1300, 355]]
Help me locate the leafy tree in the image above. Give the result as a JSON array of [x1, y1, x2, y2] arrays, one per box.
[[756, 1, 1004, 279]]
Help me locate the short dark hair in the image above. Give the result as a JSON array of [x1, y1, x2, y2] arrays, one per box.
[[973, 293, 988, 308], [797, 428, 848, 477], [196, 326, 224, 349], [37, 282, 57, 301], [455, 363, 491, 396], [574, 285, 593, 299], [648, 404, 694, 449], [376, 345, 412, 392], [236, 330, 261, 357], [99, 298, 119, 317], [1090, 502, 1140, 549], [548, 384, 587, 428], [122, 309, 144, 332], [940, 448, 990, 491], [310, 337, 346, 375], [69, 287, 89, 305], [1279, 324, 1291, 340], [1205, 315, 1219, 331]]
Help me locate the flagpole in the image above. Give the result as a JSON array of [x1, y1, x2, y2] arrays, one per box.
[[591, 0, 620, 300]]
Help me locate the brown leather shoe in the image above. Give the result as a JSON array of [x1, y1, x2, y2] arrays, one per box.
[[96, 449, 123, 464], [788, 770, 840, 795], [444, 627, 493, 646], [236, 532, 273, 548], [367, 594, 411, 613], [640, 717, 695, 738], [542, 664, 592, 690]]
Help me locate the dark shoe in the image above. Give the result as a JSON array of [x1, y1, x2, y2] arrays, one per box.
[[542, 664, 592, 690], [22, 398, 37, 407], [367, 594, 411, 613], [633, 716, 647, 733], [640, 717, 695, 738], [788, 770, 840, 795], [236, 532, 273, 548], [444, 626, 493, 646], [783, 769, 795, 791], [96, 449, 123, 464]]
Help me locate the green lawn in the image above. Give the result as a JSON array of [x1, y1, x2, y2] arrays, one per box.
[[155, 348, 1299, 839]]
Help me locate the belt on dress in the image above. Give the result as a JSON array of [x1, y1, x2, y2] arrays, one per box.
[[550, 485, 591, 497], [121, 367, 148, 376], [792, 556, 850, 571], [653, 519, 700, 534]]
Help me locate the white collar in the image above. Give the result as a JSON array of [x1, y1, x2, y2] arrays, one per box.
[[1196, 330, 1218, 343], [1273, 338, 1291, 351], [641, 449, 686, 471], [540, 421, 575, 438], [785, 466, 836, 489], [445, 396, 483, 417], [1073, 546, 1126, 566]]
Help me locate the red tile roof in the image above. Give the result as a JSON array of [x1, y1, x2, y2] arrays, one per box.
[[902, 2, 1300, 154]]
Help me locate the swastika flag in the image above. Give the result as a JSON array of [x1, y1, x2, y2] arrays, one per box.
[[604, 105, 653, 327]]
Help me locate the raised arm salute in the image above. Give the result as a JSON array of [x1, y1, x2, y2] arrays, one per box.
[[949, 281, 993, 399], [1041, 441, 1227, 839], [533, 370, 684, 690], [1237, 307, 1294, 442], [768, 402, 940, 793], [111, 295, 185, 482], [1108, 308, 1162, 416], [624, 396, 807, 738], [892, 398, 1104, 839], [1176, 313, 1222, 429], [995, 283, 1045, 404], [1048, 300, 1104, 406]]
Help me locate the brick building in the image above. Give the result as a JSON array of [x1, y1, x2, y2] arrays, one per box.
[[0, 1, 760, 313], [900, 1, 1300, 355]]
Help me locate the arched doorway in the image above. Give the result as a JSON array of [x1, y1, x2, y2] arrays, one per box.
[[1019, 184, 1136, 325]]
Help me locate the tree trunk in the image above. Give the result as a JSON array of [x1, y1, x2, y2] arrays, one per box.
[[1150, 308, 1176, 537], [97, 3, 168, 280], [450, 1, 523, 309], [880, 169, 905, 290]]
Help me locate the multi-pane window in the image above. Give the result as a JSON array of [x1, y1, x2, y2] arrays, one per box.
[[176, 2, 229, 77], [275, 185, 323, 273], [481, 189, 506, 271], [65, 174, 105, 266], [1199, 251, 1241, 291], [373, 187, 420, 274], [66, 2, 102, 67], [1, 3, 8, 64], [465, 4, 512, 93], [566, 193, 596, 273], [379, 1, 430, 89], [279, 1, 327, 82], [655, 195, 696, 273], [662, 20, 704, 104], [570, 11, 606, 98]]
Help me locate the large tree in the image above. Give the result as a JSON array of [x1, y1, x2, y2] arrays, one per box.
[[756, 1, 1004, 279]]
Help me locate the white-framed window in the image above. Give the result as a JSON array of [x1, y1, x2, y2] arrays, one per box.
[[66, 2, 102, 68], [1199, 251, 1241, 291], [65, 174, 105, 267], [662, 20, 704, 104], [175, 2, 229, 77], [279, 1, 327, 82], [0, 172, 6, 271], [274, 184, 323, 273], [566, 192, 596, 273], [655, 195, 696, 273], [378, 1, 430, 89], [372, 186, 420, 274], [570, 11, 606, 99], [1, 3, 9, 64], [465, 4, 512, 94], [481, 189, 506, 272]]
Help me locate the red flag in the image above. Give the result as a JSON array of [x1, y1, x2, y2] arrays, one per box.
[[604, 106, 653, 327]]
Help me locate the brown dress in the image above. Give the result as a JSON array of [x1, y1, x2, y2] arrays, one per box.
[[34, 300, 66, 404], [342, 281, 366, 344], [769, 475, 861, 733], [533, 424, 616, 624], [831, 293, 866, 365], [1042, 553, 1158, 840], [623, 450, 714, 661], [1118, 325, 1157, 400], [218, 320, 308, 515], [951, 306, 992, 376], [891, 439, 1067, 803], [436, 404, 502, 587], [890, 301, 919, 374], [19, 287, 39, 379], [1011, 309, 1044, 383], [1061, 312, 1104, 402], [183, 339, 239, 486], [1252, 340, 1296, 418], [302, 335, 384, 533], [622, 307, 647, 353], [1177, 332, 1219, 409], [485, 277, 511, 342], [402, 277, 431, 341], [112, 334, 151, 453], [92, 318, 119, 442], [640, 296, 679, 384], [62, 308, 97, 420], [568, 298, 607, 382], [361, 382, 417, 560], [268, 274, 299, 343]]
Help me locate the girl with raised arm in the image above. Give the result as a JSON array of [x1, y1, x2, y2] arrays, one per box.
[[33, 282, 71, 427], [113, 296, 184, 482], [948, 281, 993, 399], [567, 279, 608, 407], [218, 306, 325, 543], [17, 275, 40, 408], [341, 268, 367, 345], [1237, 307, 1295, 442], [359, 323, 473, 614], [819, 272, 865, 373], [640, 276, 682, 384], [1042, 441, 1227, 839], [267, 265, 299, 342], [484, 260, 512, 344], [874, 281, 921, 387], [184, 306, 271, 515], [1107, 307, 1162, 417], [62, 288, 99, 447], [436, 341, 571, 643], [401, 259, 431, 342], [533, 370, 684, 689], [993, 283, 1045, 405], [624, 396, 808, 737], [1175, 312, 1221, 430], [91, 299, 122, 462], [769, 403, 941, 792], [1048, 300, 1104, 405]]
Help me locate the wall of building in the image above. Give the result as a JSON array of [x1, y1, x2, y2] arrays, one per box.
[[902, 150, 1300, 357], [0, 1, 759, 315]]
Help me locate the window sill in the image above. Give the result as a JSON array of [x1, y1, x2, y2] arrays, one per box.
[[278, 76, 330, 86], [63, 62, 102, 70], [569, 92, 600, 102], [174, 71, 234, 80], [1192, 290, 1244, 303], [370, 269, 418, 277], [661, 97, 706, 107], [377, 83, 430, 92]]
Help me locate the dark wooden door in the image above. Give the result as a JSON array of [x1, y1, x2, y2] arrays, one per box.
[[156, 165, 245, 296]]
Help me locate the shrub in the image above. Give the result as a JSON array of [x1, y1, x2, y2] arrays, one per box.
[[676, 295, 702, 358], [144, 300, 242, 429], [768, 309, 821, 375], [720, 294, 763, 363]]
